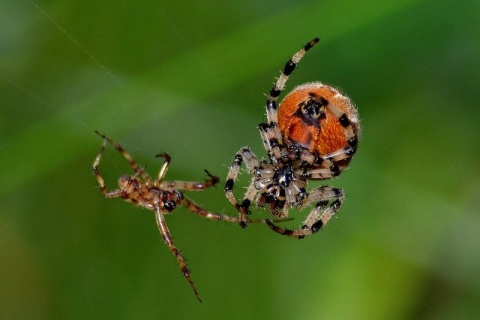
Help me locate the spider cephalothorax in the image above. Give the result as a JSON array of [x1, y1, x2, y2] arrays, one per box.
[[225, 38, 360, 239]]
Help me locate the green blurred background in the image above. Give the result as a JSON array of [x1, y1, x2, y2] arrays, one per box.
[[1, 0, 479, 319]]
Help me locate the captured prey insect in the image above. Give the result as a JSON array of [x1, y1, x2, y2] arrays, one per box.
[[224, 38, 360, 239], [92, 131, 283, 302]]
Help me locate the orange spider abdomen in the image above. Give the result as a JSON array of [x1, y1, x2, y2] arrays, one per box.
[[278, 82, 359, 157]]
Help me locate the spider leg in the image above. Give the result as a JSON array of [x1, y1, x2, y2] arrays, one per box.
[[295, 147, 355, 179], [154, 204, 202, 302], [267, 38, 320, 125], [93, 137, 109, 196], [323, 146, 357, 165], [154, 152, 171, 183], [224, 147, 259, 228], [182, 195, 287, 224], [258, 122, 286, 164], [266, 186, 344, 239], [94, 131, 151, 183], [298, 159, 340, 179], [92, 136, 126, 198], [159, 170, 219, 191], [262, 38, 321, 161]]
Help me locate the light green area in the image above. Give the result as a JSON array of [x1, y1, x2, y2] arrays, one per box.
[[1, 0, 479, 319]]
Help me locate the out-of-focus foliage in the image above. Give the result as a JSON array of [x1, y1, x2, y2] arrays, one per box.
[[1, 0, 479, 319]]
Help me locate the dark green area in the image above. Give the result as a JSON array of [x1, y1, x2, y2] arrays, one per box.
[[1, 0, 479, 319]]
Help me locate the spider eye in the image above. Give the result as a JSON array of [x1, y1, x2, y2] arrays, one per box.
[[163, 201, 176, 212]]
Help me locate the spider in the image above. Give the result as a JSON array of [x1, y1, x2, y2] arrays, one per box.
[[224, 38, 360, 239], [92, 131, 278, 302]]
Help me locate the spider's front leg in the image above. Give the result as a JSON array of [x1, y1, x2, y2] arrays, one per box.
[[224, 147, 260, 228], [92, 136, 126, 198], [159, 169, 219, 191], [182, 196, 286, 224], [93, 137, 109, 196], [95, 130, 151, 183], [266, 186, 345, 239]]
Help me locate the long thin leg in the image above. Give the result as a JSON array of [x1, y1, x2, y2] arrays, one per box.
[[266, 186, 344, 239], [93, 137, 109, 196], [182, 196, 289, 224], [159, 170, 219, 191], [154, 205, 202, 302], [95, 131, 151, 183], [267, 38, 320, 115], [299, 147, 356, 179], [258, 122, 285, 164], [155, 152, 171, 184], [92, 137, 128, 198], [323, 146, 357, 166], [154, 153, 219, 190], [295, 147, 355, 179], [224, 147, 260, 228], [263, 38, 321, 160]]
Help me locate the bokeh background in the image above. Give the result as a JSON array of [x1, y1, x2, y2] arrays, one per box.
[[1, 0, 479, 319]]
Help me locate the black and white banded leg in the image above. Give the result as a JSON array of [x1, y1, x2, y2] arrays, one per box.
[[263, 38, 321, 161], [266, 186, 345, 239], [224, 147, 260, 228]]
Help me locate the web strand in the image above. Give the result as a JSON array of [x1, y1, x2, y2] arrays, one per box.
[[28, 0, 125, 89]]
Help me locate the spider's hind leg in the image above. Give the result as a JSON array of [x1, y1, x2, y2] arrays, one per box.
[[154, 205, 202, 302], [266, 186, 344, 239]]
